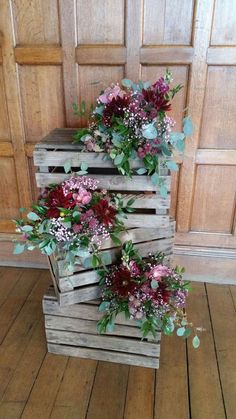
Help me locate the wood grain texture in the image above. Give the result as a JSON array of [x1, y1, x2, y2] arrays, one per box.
[[76, 46, 126, 64], [143, 0, 194, 45], [211, 0, 236, 45], [0, 158, 20, 219], [12, 0, 60, 45], [191, 166, 236, 233], [15, 46, 62, 64], [19, 66, 65, 143], [77, 0, 124, 45], [187, 283, 226, 419], [200, 66, 236, 149], [0, 66, 10, 140]]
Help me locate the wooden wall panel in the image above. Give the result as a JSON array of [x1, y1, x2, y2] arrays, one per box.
[[191, 166, 236, 233], [200, 67, 236, 149], [12, 0, 60, 45], [0, 157, 20, 219], [77, 0, 124, 45], [0, 66, 10, 140], [19, 66, 65, 143], [143, 0, 194, 45], [211, 0, 236, 45]]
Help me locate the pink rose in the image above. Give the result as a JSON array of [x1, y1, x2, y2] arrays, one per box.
[[73, 187, 92, 205], [98, 84, 125, 104], [149, 264, 171, 280]]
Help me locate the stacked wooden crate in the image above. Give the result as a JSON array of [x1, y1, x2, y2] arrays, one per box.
[[34, 128, 175, 368]]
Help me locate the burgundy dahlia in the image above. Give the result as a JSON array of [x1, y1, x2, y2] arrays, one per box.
[[110, 265, 137, 298], [102, 95, 130, 126], [142, 89, 171, 112], [46, 186, 76, 218], [92, 199, 116, 226]]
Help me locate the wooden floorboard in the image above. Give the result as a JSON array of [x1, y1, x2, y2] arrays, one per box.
[[0, 268, 234, 419]]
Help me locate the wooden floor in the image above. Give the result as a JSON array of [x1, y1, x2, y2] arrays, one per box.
[[0, 268, 235, 419]]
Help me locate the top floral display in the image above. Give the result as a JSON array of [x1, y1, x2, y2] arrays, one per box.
[[74, 69, 193, 194]]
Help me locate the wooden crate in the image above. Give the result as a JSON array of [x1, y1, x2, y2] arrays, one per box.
[[48, 221, 175, 306], [33, 129, 172, 227], [43, 287, 161, 369]]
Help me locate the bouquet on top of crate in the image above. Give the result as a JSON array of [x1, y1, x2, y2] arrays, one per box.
[[97, 241, 201, 348], [13, 173, 134, 271], [73, 69, 193, 195]]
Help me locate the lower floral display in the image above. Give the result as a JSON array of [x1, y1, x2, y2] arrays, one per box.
[[97, 241, 201, 348]]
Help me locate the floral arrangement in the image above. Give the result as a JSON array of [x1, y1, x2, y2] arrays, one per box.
[[13, 175, 134, 271], [97, 241, 201, 348], [74, 69, 193, 196]]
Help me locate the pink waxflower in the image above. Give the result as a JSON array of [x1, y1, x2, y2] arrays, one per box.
[[149, 264, 171, 281], [73, 187, 92, 205], [98, 84, 125, 104]]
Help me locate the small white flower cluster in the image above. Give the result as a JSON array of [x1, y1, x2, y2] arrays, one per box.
[[49, 218, 75, 242]]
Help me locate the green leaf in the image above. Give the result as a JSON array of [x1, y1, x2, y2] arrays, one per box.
[[183, 116, 194, 136], [107, 320, 115, 332], [143, 81, 152, 89], [80, 161, 88, 171], [151, 279, 159, 289], [177, 327, 186, 337], [121, 78, 132, 88], [192, 335, 200, 348], [98, 301, 110, 312], [181, 319, 188, 326], [110, 234, 122, 246], [114, 153, 124, 165], [13, 243, 25, 255], [27, 212, 40, 221], [151, 172, 159, 186], [63, 159, 71, 174], [170, 132, 185, 144], [142, 123, 157, 140], [76, 248, 90, 257], [100, 252, 112, 266], [166, 160, 178, 171], [19, 207, 27, 212], [76, 170, 88, 175], [184, 328, 192, 338], [160, 183, 168, 198], [136, 167, 147, 175], [92, 254, 100, 268], [22, 225, 33, 232]]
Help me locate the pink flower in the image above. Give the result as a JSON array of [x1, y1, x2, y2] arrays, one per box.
[[149, 264, 171, 280], [89, 218, 98, 230], [73, 187, 92, 205], [98, 84, 125, 104], [129, 260, 141, 276]]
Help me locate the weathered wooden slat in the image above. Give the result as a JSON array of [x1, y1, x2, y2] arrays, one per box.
[[45, 315, 161, 340], [47, 343, 160, 369], [35, 172, 171, 191], [46, 329, 160, 356]]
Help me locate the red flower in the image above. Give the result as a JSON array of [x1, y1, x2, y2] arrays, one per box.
[[142, 89, 171, 112], [153, 281, 171, 304], [110, 265, 137, 298], [92, 199, 116, 226], [103, 95, 130, 126], [46, 186, 76, 218]]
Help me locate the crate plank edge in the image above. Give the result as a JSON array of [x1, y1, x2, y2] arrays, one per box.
[[43, 287, 161, 369], [48, 221, 175, 306]]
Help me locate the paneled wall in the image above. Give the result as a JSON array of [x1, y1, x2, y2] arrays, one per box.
[[0, 0, 236, 259]]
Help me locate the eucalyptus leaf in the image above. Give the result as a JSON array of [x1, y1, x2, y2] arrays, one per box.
[[176, 327, 186, 337], [101, 252, 112, 266], [114, 153, 124, 165], [13, 243, 25, 255], [192, 335, 200, 348], [151, 279, 159, 289], [80, 161, 88, 171], [121, 78, 132, 88], [76, 170, 88, 175], [99, 301, 110, 312], [160, 183, 168, 198], [107, 321, 115, 332], [183, 116, 194, 136], [136, 167, 147, 175], [94, 105, 104, 115], [142, 123, 157, 140], [27, 212, 40, 221], [63, 159, 71, 174], [166, 160, 178, 171], [151, 172, 159, 186], [22, 225, 33, 232]]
